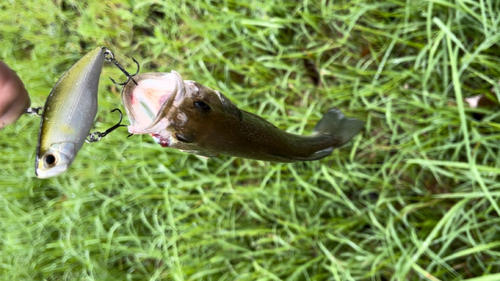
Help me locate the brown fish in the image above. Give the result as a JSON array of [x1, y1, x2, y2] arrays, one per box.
[[121, 71, 363, 162]]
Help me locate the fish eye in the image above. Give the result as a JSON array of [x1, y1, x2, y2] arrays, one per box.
[[44, 154, 57, 167], [194, 101, 210, 111]]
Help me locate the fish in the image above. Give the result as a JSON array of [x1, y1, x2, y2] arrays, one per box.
[[0, 60, 31, 129], [35, 47, 106, 178], [121, 71, 364, 162]]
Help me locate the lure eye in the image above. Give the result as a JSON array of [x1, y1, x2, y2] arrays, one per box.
[[194, 101, 210, 111], [44, 154, 57, 167]]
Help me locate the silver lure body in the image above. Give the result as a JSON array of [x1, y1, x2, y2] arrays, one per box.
[[35, 47, 105, 178]]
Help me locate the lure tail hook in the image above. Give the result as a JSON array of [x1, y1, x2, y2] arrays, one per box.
[[86, 108, 127, 143], [103, 47, 140, 86]]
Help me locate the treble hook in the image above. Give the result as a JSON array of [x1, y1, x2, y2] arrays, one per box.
[[102, 47, 139, 86], [86, 108, 127, 143]]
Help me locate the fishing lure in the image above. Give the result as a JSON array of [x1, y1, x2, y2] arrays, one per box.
[[35, 47, 136, 178]]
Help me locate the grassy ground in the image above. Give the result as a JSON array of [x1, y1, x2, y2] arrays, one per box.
[[1, 0, 500, 280]]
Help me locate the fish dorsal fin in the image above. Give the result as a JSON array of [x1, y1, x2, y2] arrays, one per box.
[[216, 91, 243, 121]]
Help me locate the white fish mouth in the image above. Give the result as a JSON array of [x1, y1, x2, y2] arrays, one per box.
[[122, 71, 185, 147]]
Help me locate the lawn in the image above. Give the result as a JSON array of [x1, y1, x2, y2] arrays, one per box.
[[1, 0, 500, 280]]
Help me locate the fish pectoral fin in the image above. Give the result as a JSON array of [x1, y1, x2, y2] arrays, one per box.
[[179, 149, 219, 158], [290, 147, 334, 161], [174, 132, 194, 143]]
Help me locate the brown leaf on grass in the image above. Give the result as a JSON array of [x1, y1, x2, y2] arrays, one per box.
[[464, 94, 498, 109], [303, 57, 321, 86], [360, 42, 371, 58], [464, 94, 498, 120]]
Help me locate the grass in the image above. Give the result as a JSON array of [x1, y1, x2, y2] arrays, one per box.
[[1, 0, 500, 280]]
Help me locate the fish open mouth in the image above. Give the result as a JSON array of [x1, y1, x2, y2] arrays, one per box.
[[121, 71, 185, 146]]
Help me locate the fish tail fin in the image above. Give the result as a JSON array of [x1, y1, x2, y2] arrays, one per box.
[[313, 108, 364, 147]]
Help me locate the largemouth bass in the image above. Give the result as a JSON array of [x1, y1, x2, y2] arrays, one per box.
[[0, 60, 31, 129], [121, 71, 363, 162], [35, 47, 106, 178]]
